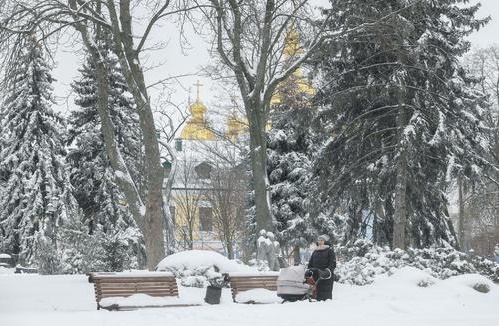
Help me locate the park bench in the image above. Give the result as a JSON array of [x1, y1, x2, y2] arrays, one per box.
[[14, 266, 38, 274], [92, 272, 200, 310], [226, 274, 279, 303]]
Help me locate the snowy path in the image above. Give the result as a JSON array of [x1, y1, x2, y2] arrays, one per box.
[[0, 270, 498, 326]]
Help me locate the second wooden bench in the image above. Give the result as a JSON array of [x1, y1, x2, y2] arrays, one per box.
[[226, 274, 279, 303]]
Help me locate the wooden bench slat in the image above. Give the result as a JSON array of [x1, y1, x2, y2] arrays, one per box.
[[229, 277, 278, 280], [95, 277, 174, 283], [96, 288, 178, 294], [227, 274, 278, 303], [231, 282, 277, 284], [92, 274, 181, 310], [97, 282, 176, 288], [98, 291, 178, 298]]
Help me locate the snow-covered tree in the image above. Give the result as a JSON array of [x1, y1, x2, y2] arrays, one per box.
[[0, 0, 178, 270], [67, 35, 145, 270], [460, 46, 499, 255], [312, 0, 490, 249], [0, 36, 79, 269], [266, 74, 316, 262]]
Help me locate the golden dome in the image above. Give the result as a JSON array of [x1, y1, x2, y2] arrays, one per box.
[[180, 80, 215, 141], [271, 27, 315, 106], [189, 100, 207, 121]]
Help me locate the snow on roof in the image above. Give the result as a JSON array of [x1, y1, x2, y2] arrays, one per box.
[[0, 254, 12, 259]]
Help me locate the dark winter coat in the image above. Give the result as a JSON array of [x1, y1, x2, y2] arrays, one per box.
[[307, 245, 336, 301]]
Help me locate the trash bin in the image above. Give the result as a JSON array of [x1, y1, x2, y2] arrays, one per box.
[[205, 285, 222, 304]]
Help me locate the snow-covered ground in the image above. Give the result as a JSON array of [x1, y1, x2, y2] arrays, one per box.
[[1, 266, 498, 326]]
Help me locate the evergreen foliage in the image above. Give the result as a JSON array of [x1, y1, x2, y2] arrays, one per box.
[[0, 37, 79, 268], [66, 35, 145, 270], [312, 0, 490, 249], [60, 216, 139, 273], [335, 239, 499, 285], [267, 89, 315, 250]]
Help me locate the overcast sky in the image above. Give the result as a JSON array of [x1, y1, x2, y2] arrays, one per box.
[[52, 0, 499, 124], [469, 0, 499, 46]]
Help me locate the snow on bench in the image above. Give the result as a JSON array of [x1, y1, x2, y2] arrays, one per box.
[[92, 272, 202, 310], [226, 272, 280, 303]]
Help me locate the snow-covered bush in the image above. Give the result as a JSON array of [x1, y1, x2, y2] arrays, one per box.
[[60, 220, 140, 274], [33, 233, 63, 275], [335, 239, 499, 285], [156, 250, 257, 287]]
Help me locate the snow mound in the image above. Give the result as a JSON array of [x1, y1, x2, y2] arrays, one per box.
[[0, 266, 15, 275], [442, 273, 495, 293], [376, 266, 438, 288], [156, 250, 258, 287], [368, 266, 497, 299], [235, 288, 281, 304], [156, 250, 255, 274]]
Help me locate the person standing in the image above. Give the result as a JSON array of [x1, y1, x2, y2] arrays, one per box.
[[307, 234, 336, 301]]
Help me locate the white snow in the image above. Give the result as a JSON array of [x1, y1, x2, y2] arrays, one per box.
[[0, 266, 498, 326], [0, 253, 11, 259], [235, 288, 281, 304], [100, 293, 203, 308], [139, 204, 146, 217], [114, 170, 127, 180], [257, 235, 272, 246], [156, 250, 256, 273]]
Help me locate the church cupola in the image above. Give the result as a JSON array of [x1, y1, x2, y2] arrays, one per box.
[[180, 80, 216, 141]]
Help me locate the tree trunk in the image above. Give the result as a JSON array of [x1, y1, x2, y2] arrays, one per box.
[[393, 147, 408, 250], [392, 73, 409, 251], [373, 196, 385, 244], [94, 48, 165, 270], [293, 245, 301, 265], [247, 103, 273, 234], [457, 175, 465, 250], [162, 144, 177, 254], [138, 104, 166, 270], [107, 0, 167, 270], [70, 0, 167, 270], [226, 239, 234, 259]]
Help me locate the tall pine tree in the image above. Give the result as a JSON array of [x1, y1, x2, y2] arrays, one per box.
[[0, 36, 78, 270], [66, 35, 145, 271], [267, 69, 317, 262], [312, 0, 490, 249]]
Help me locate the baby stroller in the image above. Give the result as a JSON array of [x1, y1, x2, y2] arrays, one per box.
[[277, 265, 322, 302]]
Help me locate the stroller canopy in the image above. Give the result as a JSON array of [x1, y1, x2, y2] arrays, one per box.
[[277, 265, 310, 297]]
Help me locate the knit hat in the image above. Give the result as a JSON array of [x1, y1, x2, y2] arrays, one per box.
[[317, 234, 330, 242]]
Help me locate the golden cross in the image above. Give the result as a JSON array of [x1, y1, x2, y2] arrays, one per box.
[[194, 80, 203, 102]]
